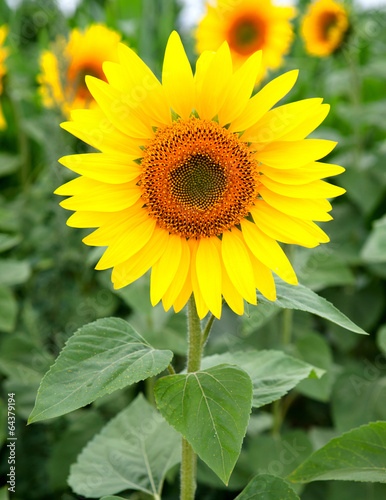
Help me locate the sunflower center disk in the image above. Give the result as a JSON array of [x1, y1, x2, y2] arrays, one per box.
[[228, 14, 265, 55], [140, 117, 259, 239], [170, 154, 227, 211]]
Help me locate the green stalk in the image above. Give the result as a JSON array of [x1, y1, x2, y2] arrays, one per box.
[[180, 295, 202, 500]]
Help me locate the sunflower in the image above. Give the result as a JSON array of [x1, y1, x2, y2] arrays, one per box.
[[196, 0, 295, 82], [56, 31, 345, 319], [0, 25, 9, 130], [301, 0, 349, 57], [38, 24, 121, 117]]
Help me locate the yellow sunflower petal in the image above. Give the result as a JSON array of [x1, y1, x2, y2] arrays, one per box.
[[83, 204, 145, 246], [162, 239, 191, 311], [260, 162, 345, 185], [173, 272, 193, 314], [195, 41, 233, 120], [112, 227, 169, 289], [221, 262, 245, 316], [230, 69, 299, 132], [250, 200, 329, 247], [213, 234, 244, 316], [280, 104, 330, 140], [247, 249, 277, 301], [218, 50, 262, 126], [95, 216, 156, 270], [117, 43, 171, 126], [256, 139, 337, 169], [260, 185, 333, 221], [222, 228, 257, 305], [58, 181, 141, 212], [196, 237, 222, 319], [162, 31, 194, 120], [67, 210, 116, 228], [102, 61, 171, 128], [151, 234, 182, 306], [58, 153, 141, 184], [260, 176, 346, 198], [86, 76, 153, 139], [242, 98, 324, 143], [190, 239, 210, 319], [241, 219, 297, 285], [61, 109, 144, 155]]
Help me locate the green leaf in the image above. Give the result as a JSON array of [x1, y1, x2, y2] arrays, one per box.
[[0, 486, 9, 500], [154, 364, 253, 485], [293, 246, 355, 291], [0, 286, 18, 332], [361, 215, 386, 263], [0, 154, 21, 177], [28, 318, 173, 423], [255, 277, 367, 335], [377, 325, 386, 355], [293, 333, 334, 403], [0, 233, 21, 253], [244, 430, 313, 478], [0, 259, 31, 286], [235, 474, 300, 500], [289, 422, 386, 483], [100, 497, 126, 500], [332, 372, 386, 433], [48, 411, 104, 491], [69, 394, 180, 498], [201, 350, 324, 408]]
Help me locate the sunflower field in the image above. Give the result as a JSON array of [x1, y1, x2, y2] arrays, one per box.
[[0, 0, 386, 499]]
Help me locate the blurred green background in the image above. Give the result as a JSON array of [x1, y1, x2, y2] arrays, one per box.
[[0, 0, 385, 498]]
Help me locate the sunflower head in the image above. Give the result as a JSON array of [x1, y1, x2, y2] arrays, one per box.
[[38, 24, 121, 117], [56, 31, 345, 319], [0, 25, 9, 130], [301, 0, 350, 57], [196, 0, 295, 83]]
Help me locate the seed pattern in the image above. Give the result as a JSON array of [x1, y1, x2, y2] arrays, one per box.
[[140, 117, 260, 238]]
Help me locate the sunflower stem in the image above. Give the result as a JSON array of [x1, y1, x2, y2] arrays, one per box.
[[180, 295, 202, 500], [201, 313, 216, 353]]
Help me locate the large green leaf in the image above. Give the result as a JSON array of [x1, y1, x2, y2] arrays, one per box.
[[332, 372, 386, 433], [28, 318, 173, 423], [289, 422, 386, 483], [0, 154, 21, 177], [0, 260, 31, 286], [361, 215, 386, 263], [0, 233, 21, 253], [235, 474, 300, 500], [154, 364, 252, 485], [201, 350, 324, 408], [69, 395, 180, 498], [255, 277, 367, 335], [0, 486, 9, 500], [0, 286, 18, 332]]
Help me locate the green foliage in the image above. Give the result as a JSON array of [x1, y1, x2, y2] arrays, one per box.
[[28, 317, 173, 423], [256, 278, 367, 335], [0, 1, 385, 499], [201, 350, 324, 407], [69, 394, 180, 498], [235, 474, 300, 500], [155, 364, 253, 484], [289, 422, 386, 483]]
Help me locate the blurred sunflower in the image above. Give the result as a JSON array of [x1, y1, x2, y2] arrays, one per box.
[[0, 25, 9, 130], [38, 24, 121, 117], [56, 31, 345, 319], [301, 0, 349, 57], [196, 0, 295, 83]]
